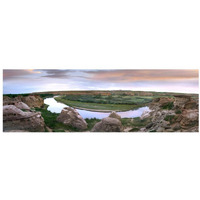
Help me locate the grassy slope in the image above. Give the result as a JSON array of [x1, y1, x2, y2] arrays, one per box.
[[35, 104, 150, 132], [55, 96, 150, 111], [121, 117, 152, 132], [35, 105, 100, 132]]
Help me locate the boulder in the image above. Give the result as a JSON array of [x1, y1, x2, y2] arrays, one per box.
[[172, 123, 181, 131], [173, 95, 191, 109], [184, 100, 198, 109], [156, 127, 165, 132], [158, 97, 174, 108], [14, 102, 30, 110], [3, 95, 44, 108], [57, 107, 87, 130], [3, 100, 30, 110], [3, 105, 45, 132], [3, 96, 12, 102], [108, 111, 121, 120], [91, 117, 123, 132], [180, 109, 198, 129], [22, 95, 44, 108], [140, 110, 151, 120]]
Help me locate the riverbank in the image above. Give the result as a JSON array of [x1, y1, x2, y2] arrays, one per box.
[[35, 104, 101, 132], [54, 96, 146, 112], [35, 104, 151, 132]]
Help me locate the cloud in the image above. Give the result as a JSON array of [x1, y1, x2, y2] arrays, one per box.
[[40, 69, 72, 79], [3, 69, 40, 80], [84, 69, 199, 83], [3, 69, 199, 94]]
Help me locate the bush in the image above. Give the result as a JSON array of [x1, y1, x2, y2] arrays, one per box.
[[164, 115, 175, 123], [175, 110, 182, 114], [161, 102, 174, 110], [85, 118, 101, 130]]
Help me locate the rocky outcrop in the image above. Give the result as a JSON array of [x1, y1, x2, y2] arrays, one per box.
[[143, 96, 199, 132], [140, 110, 151, 120], [57, 107, 88, 130], [178, 109, 199, 131], [3, 95, 44, 108], [3, 105, 45, 132], [173, 95, 192, 109], [109, 111, 121, 120], [14, 102, 30, 110], [3, 100, 30, 110], [91, 117, 123, 132], [21, 95, 44, 108]]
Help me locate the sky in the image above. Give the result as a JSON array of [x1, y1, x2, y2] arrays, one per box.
[[3, 69, 199, 94]]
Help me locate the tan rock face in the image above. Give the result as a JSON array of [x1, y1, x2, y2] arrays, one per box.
[[180, 109, 199, 127], [3, 100, 30, 110], [140, 110, 151, 120], [3, 95, 44, 108], [91, 117, 123, 132], [184, 100, 198, 109], [147, 95, 199, 132], [109, 111, 121, 120], [15, 102, 30, 110], [21, 95, 44, 108], [3, 105, 45, 132], [173, 95, 191, 109], [57, 107, 88, 130], [158, 97, 174, 107]]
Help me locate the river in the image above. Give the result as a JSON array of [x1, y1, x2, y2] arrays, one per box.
[[44, 97, 150, 119]]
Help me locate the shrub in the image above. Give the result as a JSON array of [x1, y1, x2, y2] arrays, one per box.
[[161, 102, 174, 110], [164, 115, 175, 123], [85, 118, 101, 130], [175, 110, 182, 114]]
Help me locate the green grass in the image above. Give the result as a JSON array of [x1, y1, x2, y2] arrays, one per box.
[[35, 105, 101, 132], [161, 102, 174, 110], [55, 97, 147, 111], [59, 94, 154, 105], [175, 110, 182, 114], [85, 118, 101, 130], [164, 115, 176, 123], [121, 117, 151, 132], [35, 106, 80, 132]]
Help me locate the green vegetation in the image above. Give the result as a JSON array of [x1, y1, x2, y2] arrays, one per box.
[[37, 93, 54, 98], [55, 93, 155, 111], [175, 109, 182, 114], [3, 93, 30, 98], [35, 104, 101, 132], [164, 115, 176, 123], [35, 105, 80, 132], [85, 118, 101, 130], [55, 97, 142, 111], [121, 117, 151, 132], [3, 93, 54, 99], [21, 109, 29, 112], [161, 102, 174, 110], [59, 94, 153, 105]]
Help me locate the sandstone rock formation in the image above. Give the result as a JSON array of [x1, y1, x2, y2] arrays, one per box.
[[3, 105, 45, 132], [173, 95, 192, 109], [91, 117, 123, 132], [108, 111, 121, 120], [21, 95, 44, 108], [3, 95, 44, 108], [3, 100, 30, 110], [57, 107, 88, 130], [143, 96, 199, 132], [140, 110, 151, 120]]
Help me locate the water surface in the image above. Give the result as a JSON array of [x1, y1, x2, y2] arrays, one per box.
[[44, 97, 150, 119]]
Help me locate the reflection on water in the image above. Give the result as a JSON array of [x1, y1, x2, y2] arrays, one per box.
[[44, 97, 150, 119]]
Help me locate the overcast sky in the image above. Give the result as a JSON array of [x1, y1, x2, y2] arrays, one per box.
[[3, 69, 199, 94]]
